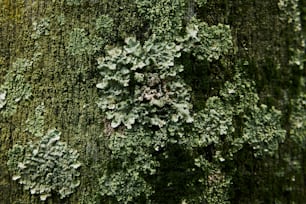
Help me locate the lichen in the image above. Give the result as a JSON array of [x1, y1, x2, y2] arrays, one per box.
[[194, 0, 207, 7], [289, 93, 306, 145], [66, 0, 87, 6], [99, 130, 157, 202], [67, 14, 114, 57], [187, 18, 233, 61], [7, 129, 81, 201], [96, 35, 193, 129], [135, 0, 186, 40], [25, 103, 45, 137], [67, 28, 94, 56], [242, 104, 286, 157], [95, 13, 240, 201], [0, 58, 32, 117], [0, 90, 6, 109], [95, 15, 114, 36], [31, 18, 50, 40], [196, 70, 286, 159], [278, 0, 305, 69]]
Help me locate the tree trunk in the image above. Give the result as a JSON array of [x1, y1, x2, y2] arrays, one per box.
[[0, 0, 304, 203]]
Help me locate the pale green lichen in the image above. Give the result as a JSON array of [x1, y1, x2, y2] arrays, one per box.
[[194, 0, 207, 7], [278, 0, 305, 69], [95, 21, 236, 202], [289, 93, 306, 145], [56, 13, 66, 26], [95, 15, 114, 36], [67, 28, 93, 56], [67, 15, 114, 57], [187, 18, 233, 61], [191, 70, 286, 160], [220, 72, 285, 158], [99, 128, 158, 202], [135, 0, 186, 40], [96, 35, 193, 129], [25, 103, 45, 137], [278, 0, 302, 32], [66, 0, 87, 6], [0, 58, 32, 117], [7, 129, 81, 201], [96, 19, 233, 130], [191, 96, 235, 149], [0, 90, 6, 109], [67, 27, 110, 56], [242, 104, 286, 157], [190, 157, 231, 204], [31, 18, 50, 40], [95, 5, 286, 202]]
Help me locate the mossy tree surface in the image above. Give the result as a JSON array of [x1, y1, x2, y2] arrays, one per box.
[[0, 0, 305, 203]]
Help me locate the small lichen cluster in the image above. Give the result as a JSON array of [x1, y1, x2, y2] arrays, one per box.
[[0, 90, 6, 109], [67, 15, 114, 56], [31, 18, 50, 40], [25, 103, 45, 137], [278, 0, 305, 69], [7, 129, 81, 201], [0, 58, 32, 117], [242, 104, 286, 157], [95, 15, 114, 36], [187, 18, 233, 61], [66, 0, 87, 6], [194, 0, 208, 7], [67, 28, 97, 56], [99, 127, 159, 202], [135, 0, 186, 40], [191, 96, 235, 150], [278, 0, 302, 32], [191, 158, 231, 204], [289, 93, 306, 145], [192, 71, 286, 160]]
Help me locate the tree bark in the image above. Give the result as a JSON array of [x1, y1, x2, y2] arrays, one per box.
[[0, 0, 304, 203]]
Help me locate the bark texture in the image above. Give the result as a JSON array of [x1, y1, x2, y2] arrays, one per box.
[[0, 0, 305, 203]]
